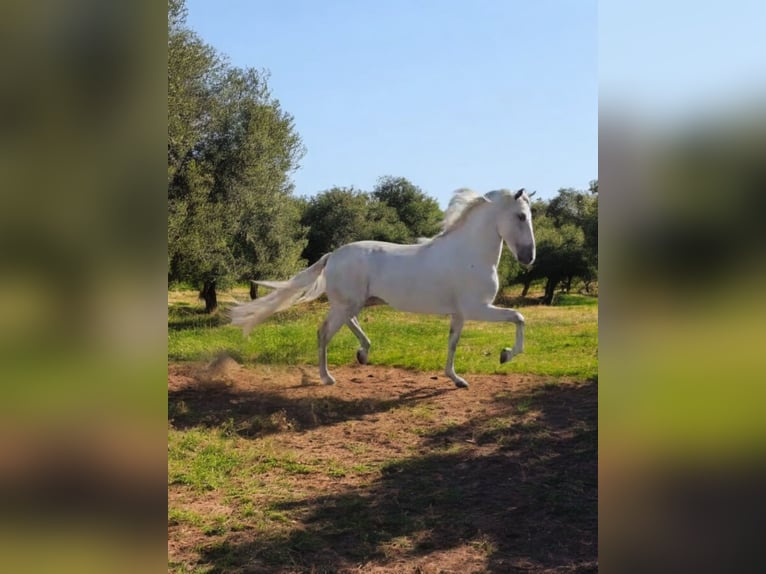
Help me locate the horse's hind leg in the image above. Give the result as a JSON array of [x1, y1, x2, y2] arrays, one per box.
[[346, 316, 371, 364], [445, 314, 469, 388], [318, 305, 351, 385]]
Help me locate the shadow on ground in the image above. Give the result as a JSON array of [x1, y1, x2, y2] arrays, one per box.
[[168, 304, 231, 331], [180, 377, 597, 573], [169, 376, 451, 438]]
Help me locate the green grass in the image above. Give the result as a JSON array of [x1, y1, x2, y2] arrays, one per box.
[[167, 423, 394, 563], [168, 428, 247, 491], [168, 289, 598, 380], [552, 293, 598, 307], [169, 288, 598, 572]]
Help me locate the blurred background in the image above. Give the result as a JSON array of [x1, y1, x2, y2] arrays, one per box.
[[0, 0, 166, 572], [600, 1, 766, 571]]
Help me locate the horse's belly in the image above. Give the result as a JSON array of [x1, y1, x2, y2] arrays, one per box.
[[370, 285, 454, 315], [388, 299, 453, 315]]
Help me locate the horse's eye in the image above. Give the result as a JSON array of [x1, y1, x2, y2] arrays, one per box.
[[517, 213, 527, 222]]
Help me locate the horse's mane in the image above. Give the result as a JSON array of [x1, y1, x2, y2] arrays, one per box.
[[415, 188, 516, 244], [440, 188, 489, 234]]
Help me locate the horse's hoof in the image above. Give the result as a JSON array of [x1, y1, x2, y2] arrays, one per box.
[[356, 348, 368, 365], [500, 348, 513, 364], [454, 378, 469, 389], [321, 376, 337, 386]]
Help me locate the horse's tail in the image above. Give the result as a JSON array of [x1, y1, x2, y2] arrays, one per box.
[[230, 253, 331, 336]]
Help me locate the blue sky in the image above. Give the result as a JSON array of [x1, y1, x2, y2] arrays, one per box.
[[185, 0, 596, 207]]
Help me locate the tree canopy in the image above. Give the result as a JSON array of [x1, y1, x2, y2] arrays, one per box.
[[168, 0, 306, 310], [298, 178, 445, 264], [372, 176, 442, 239], [503, 184, 598, 303], [300, 188, 372, 265]]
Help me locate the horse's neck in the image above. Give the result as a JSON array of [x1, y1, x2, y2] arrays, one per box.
[[446, 203, 503, 267]]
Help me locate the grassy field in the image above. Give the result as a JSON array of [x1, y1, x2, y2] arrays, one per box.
[[169, 287, 598, 381], [168, 288, 598, 573]]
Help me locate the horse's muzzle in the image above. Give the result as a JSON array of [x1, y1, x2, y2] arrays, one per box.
[[518, 245, 535, 266]]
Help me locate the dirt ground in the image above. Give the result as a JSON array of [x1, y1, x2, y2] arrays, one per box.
[[169, 359, 597, 573]]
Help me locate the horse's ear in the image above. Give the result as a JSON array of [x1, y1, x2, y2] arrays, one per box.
[[514, 188, 525, 200]]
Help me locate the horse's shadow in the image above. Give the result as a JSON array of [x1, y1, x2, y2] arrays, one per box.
[[187, 379, 597, 573], [169, 372, 452, 438]]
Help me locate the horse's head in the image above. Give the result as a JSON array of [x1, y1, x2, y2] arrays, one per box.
[[488, 188, 536, 266]]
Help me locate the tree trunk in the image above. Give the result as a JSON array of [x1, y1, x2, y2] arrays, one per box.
[[199, 280, 218, 313], [543, 276, 559, 305], [521, 279, 532, 297], [249, 281, 259, 300]]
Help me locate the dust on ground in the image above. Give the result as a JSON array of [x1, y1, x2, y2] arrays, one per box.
[[169, 359, 597, 573]]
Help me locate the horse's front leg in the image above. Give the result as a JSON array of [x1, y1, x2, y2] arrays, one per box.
[[445, 314, 469, 388], [462, 304, 525, 363]]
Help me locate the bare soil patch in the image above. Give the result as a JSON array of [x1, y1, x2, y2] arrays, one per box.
[[169, 360, 597, 573]]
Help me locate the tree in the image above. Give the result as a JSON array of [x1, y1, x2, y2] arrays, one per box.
[[546, 188, 589, 228], [167, 0, 219, 187], [543, 187, 598, 293], [209, 67, 307, 282], [300, 188, 370, 264], [299, 180, 443, 263], [520, 215, 590, 304], [372, 176, 442, 240], [364, 198, 411, 243], [167, 0, 307, 311], [581, 183, 598, 289], [504, 186, 598, 302]]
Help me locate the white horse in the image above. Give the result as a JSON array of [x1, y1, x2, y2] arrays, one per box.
[[231, 188, 535, 388]]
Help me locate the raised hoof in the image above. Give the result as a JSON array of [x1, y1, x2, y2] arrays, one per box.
[[500, 348, 514, 364], [356, 348, 368, 365]]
